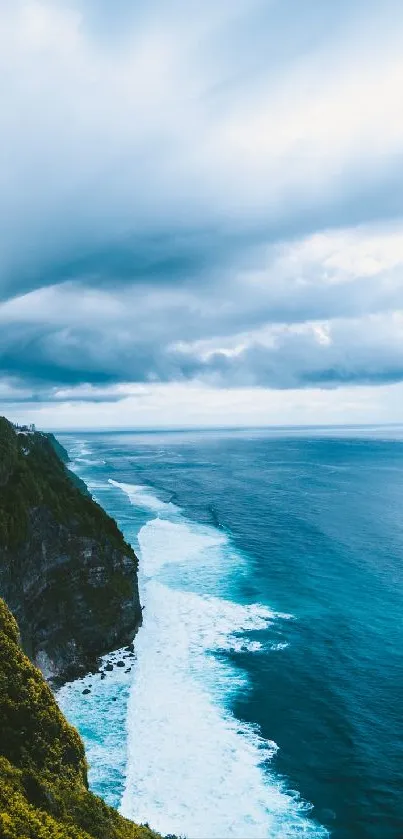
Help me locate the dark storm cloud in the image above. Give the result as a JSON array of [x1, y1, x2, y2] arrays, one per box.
[[2, 294, 403, 394], [5, 164, 403, 304], [1, 0, 403, 406], [175, 318, 403, 389]]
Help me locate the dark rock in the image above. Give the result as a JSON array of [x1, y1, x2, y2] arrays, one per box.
[[116, 660, 125, 668], [105, 663, 113, 672], [82, 688, 91, 695], [125, 668, 131, 673], [0, 597, 160, 838], [0, 416, 143, 686], [100, 672, 106, 679]]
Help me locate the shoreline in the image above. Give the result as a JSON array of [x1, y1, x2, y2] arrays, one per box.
[[60, 438, 328, 839]]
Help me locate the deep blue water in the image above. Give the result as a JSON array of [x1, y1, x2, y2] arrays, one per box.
[[57, 427, 403, 839]]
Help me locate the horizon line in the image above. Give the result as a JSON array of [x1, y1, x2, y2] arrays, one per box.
[[39, 421, 403, 434]]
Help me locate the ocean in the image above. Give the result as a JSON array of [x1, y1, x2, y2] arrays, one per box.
[[57, 427, 403, 839]]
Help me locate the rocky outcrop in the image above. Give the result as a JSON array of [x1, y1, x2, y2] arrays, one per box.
[[0, 416, 142, 684], [0, 597, 161, 839]]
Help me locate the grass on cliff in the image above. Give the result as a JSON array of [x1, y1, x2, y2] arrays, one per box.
[[0, 598, 162, 839], [0, 417, 135, 561]]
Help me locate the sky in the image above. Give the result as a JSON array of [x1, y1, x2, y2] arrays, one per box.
[[1, 0, 403, 429]]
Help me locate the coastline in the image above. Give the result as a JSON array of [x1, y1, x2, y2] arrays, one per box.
[[59, 433, 329, 839], [0, 417, 166, 838], [0, 417, 143, 685]]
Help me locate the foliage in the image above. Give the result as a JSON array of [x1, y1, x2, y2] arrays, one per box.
[[0, 417, 135, 561], [0, 419, 169, 836], [0, 598, 162, 839]]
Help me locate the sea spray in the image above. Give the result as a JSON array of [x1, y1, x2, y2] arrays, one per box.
[[114, 483, 326, 838], [59, 440, 328, 839]]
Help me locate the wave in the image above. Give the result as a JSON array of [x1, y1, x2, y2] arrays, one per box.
[[75, 457, 106, 466], [77, 444, 91, 457], [60, 461, 327, 839], [108, 479, 179, 514], [119, 509, 325, 838], [137, 516, 228, 577], [64, 439, 106, 468], [58, 648, 135, 809]]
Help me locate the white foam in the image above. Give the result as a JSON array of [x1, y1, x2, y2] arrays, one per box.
[[65, 439, 100, 468], [76, 457, 105, 465], [58, 649, 135, 808], [68, 441, 92, 459], [109, 479, 179, 514], [138, 516, 228, 576], [84, 478, 111, 490], [59, 462, 326, 838], [120, 518, 327, 839]]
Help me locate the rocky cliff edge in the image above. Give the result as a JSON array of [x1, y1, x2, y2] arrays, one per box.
[[0, 417, 142, 684]]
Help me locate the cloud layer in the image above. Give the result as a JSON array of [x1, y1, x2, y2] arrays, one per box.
[[1, 0, 403, 425]]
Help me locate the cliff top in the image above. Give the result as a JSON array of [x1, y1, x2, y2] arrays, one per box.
[[0, 416, 134, 557]]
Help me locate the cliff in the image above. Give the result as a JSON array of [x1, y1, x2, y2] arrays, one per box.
[[0, 597, 161, 839], [0, 417, 142, 684]]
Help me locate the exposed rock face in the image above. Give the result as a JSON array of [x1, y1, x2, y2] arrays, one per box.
[[0, 416, 142, 684], [0, 597, 161, 839]]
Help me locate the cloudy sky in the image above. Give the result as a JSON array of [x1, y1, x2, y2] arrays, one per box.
[[2, 0, 403, 429]]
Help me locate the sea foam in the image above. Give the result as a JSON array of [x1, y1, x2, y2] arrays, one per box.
[[109, 479, 179, 514], [60, 459, 327, 839], [58, 649, 134, 808], [114, 486, 326, 838]]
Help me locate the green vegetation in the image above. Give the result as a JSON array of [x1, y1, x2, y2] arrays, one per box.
[[45, 432, 91, 497], [0, 418, 172, 836], [44, 433, 70, 464], [0, 417, 134, 558], [0, 598, 162, 839], [0, 414, 142, 682]]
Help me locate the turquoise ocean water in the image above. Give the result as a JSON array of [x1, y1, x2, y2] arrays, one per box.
[[57, 427, 403, 839]]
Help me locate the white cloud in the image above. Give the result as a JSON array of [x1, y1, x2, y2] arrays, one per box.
[[1, 0, 403, 295], [271, 224, 403, 282], [1, 1, 403, 425], [5, 380, 403, 430]]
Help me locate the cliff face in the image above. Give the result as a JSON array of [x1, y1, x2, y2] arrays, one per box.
[[0, 597, 161, 839], [0, 417, 142, 684]]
